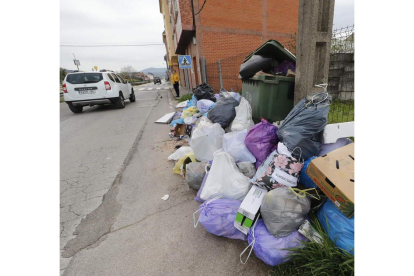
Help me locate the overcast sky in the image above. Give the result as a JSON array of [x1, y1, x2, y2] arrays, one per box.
[[60, 0, 354, 72]]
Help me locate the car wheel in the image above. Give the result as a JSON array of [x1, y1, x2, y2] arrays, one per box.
[[115, 92, 125, 109], [129, 89, 136, 102], [68, 104, 83, 114]]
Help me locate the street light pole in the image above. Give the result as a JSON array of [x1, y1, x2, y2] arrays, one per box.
[[73, 53, 79, 70]]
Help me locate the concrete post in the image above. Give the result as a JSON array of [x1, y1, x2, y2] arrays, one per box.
[[294, 0, 336, 104]]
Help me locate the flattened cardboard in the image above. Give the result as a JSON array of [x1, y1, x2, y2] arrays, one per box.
[[155, 112, 176, 124], [306, 143, 354, 218]]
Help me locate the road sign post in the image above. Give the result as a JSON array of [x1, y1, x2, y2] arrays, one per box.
[[178, 55, 192, 95]]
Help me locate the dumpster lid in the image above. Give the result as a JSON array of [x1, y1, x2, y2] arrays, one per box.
[[243, 40, 296, 64]]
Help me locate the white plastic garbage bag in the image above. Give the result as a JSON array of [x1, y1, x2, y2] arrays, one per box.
[[200, 151, 251, 201], [230, 97, 254, 132], [222, 129, 256, 163], [190, 121, 225, 162], [167, 146, 193, 161], [196, 99, 215, 113]]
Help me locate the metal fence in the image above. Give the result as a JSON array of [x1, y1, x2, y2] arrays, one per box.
[[204, 51, 251, 92], [331, 25, 354, 54]]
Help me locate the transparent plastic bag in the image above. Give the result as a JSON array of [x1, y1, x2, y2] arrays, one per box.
[[200, 151, 251, 201], [236, 162, 256, 179], [222, 129, 256, 163], [190, 121, 224, 162], [185, 162, 207, 190], [260, 187, 311, 237]]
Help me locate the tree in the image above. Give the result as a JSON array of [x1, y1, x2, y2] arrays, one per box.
[[120, 65, 136, 81], [60, 67, 67, 84]]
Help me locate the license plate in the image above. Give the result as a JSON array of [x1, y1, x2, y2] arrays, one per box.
[[79, 90, 96, 95]]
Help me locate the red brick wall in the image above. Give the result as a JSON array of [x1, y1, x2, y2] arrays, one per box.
[[178, 0, 193, 26], [198, 0, 262, 31], [266, 0, 299, 37]]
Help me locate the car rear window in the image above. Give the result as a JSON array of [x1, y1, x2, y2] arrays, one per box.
[[107, 73, 116, 82], [66, 73, 103, 84]]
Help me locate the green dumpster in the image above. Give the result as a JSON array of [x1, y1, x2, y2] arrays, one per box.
[[241, 40, 296, 123]]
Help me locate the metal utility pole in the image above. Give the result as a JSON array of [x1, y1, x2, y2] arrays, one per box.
[[218, 59, 223, 90], [294, 0, 336, 104]]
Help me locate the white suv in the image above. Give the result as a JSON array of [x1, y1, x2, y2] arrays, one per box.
[[63, 71, 136, 113]]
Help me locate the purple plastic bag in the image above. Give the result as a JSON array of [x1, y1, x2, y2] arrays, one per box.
[[194, 161, 212, 203], [247, 219, 306, 266], [274, 60, 296, 75], [198, 199, 247, 241], [245, 118, 278, 169]]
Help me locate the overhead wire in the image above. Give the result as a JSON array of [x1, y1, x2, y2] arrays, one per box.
[[60, 44, 164, 47], [194, 0, 208, 15]]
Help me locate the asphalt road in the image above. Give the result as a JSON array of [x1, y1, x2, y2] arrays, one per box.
[[60, 81, 270, 275]]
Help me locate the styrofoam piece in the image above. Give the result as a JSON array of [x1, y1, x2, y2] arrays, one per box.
[[155, 112, 176, 124], [322, 121, 354, 144], [176, 101, 188, 108]]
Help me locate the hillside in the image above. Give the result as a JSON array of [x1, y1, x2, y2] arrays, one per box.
[[140, 67, 167, 78]]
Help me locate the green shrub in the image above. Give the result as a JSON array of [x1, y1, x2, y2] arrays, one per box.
[[328, 99, 354, 124], [178, 93, 193, 103]]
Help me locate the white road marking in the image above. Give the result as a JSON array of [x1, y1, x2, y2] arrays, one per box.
[[148, 88, 153, 91], [139, 88, 145, 91], [157, 87, 161, 90]]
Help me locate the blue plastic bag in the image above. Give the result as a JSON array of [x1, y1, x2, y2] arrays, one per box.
[[299, 156, 318, 189], [170, 118, 184, 126], [196, 198, 247, 241], [317, 199, 354, 254], [246, 219, 305, 266], [187, 95, 197, 107]]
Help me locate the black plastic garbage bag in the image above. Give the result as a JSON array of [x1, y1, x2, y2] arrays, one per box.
[[193, 83, 216, 102], [277, 92, 332, 160], [207, 97, 240, 129], [239, 55, 274, 80]]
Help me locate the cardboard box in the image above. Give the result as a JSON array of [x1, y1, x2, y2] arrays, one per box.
[[234, 186, 268, 234], [306, 143, 354, 218]]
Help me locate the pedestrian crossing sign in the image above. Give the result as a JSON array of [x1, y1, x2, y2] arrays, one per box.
[[178, 55, 192, 69]]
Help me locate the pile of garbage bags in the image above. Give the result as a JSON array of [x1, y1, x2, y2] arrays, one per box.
[[167, 87, 354, 265]]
